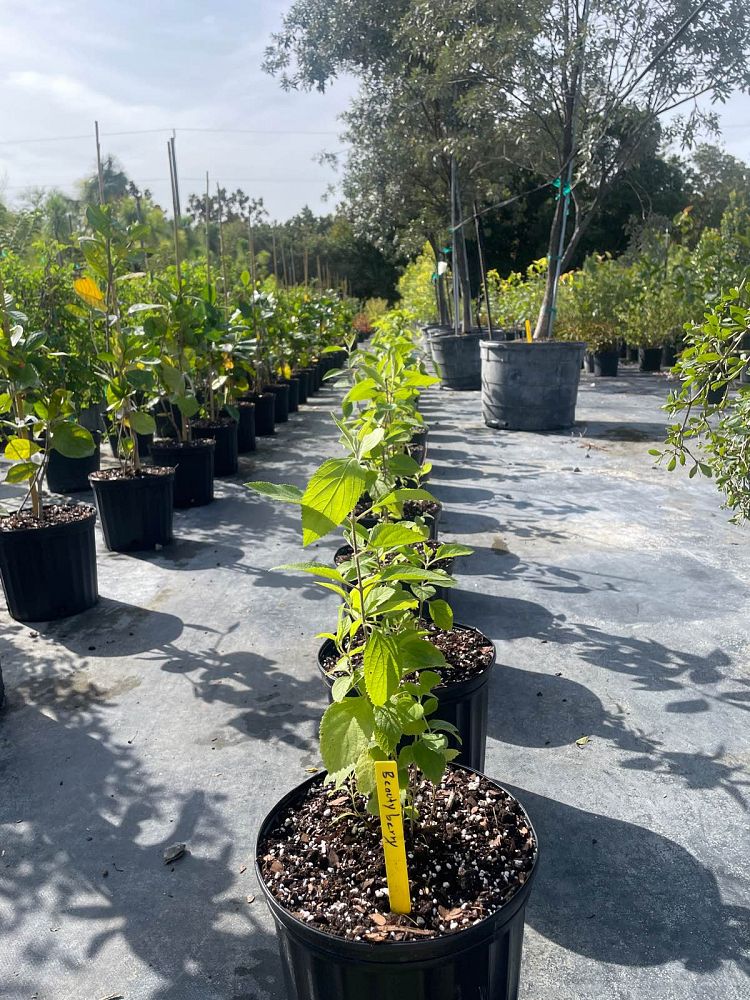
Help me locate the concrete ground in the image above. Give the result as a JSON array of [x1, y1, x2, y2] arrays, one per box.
[[0, 366, 748, 1000]]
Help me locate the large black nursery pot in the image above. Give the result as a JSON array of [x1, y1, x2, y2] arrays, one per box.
[[317, 626, 494, 771], [481, 340, 586, 431], [264, 383, 290, 424], [431, 330, 482, 390], [245, 392, 276, 436], [192, 419, 238, 476], [236, 401, 257, 453], [0, 504, 98, 621], [46, 431, 101, 494], [256, 768, 537, 1000], [638, 347, 662, 372], [149, 440, 214, 508], [90, 469, 175, 552], [593, 349, 619, 377], [627, 346, 639, 363], [281, 376, 300, 413]]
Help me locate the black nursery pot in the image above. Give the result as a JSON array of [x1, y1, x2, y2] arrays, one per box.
[[295, 370, 309, 404], [638, 347, 662, 373], [662, 343, 679, 369], [583, 351, 595, 373], [236, 402, 257, 453], [593, 350, 619, 377], [149, 440, 214, 508], [281, 376, 300, 413], [46, 431, 101, 493], [256, 767, 537, 1000], [245, 393, 276, 436], [264, 383, 290, 424], [90, 469, 175, 552], [0, 505, 98, 622], [191, 420, 238, 476], [318, 628, 494, 772]]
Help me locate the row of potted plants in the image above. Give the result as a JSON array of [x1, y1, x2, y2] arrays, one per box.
[[248, 309, 538, 999], [0, 209, 355, 623]]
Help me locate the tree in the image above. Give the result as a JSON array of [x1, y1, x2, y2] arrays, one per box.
[[266, 0, 750, 336], [688, 144, 750, 231]]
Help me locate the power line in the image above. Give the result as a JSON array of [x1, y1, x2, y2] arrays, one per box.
[[0, 125, 341, 147]]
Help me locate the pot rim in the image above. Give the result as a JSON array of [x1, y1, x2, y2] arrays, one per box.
[[0, 502, 97, 538], [318, 622, 496, 697], [151, 438, 216, 450], [255, 763, 538, 959], [89, 467, 175, 485], [480, 339, 586, 351]]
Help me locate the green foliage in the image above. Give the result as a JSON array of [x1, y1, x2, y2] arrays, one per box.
[[247, 307, 469, 810], [397, 244, 440, 323], [659, 283, 750, 521]]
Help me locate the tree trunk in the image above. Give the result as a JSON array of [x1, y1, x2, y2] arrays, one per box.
[[428, 234, 449, 325]]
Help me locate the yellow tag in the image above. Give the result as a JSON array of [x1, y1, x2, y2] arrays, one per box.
[[374, 761, 411, 914], [525, 319, 533, 342]]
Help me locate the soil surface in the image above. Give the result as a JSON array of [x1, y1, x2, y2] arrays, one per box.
[[0, 502, 95, 531], [192, 418, 237, 430], [151, 439, 215, 450], [259, 767, 536, 942], [353, 493, 442, 521], [90, 466, 174, 481], [321, 622, 495, 686]]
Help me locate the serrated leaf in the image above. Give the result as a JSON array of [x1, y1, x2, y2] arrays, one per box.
[[319, 698, 374, 776], [412, 737, 447, 784], [363, 630, 399, 706], [245, 481, 303, 504], [301, 458, 366, 546], [369, 521, 429, 549]]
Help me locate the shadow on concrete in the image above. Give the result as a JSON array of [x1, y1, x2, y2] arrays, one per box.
[[0, 676, 283, 1000], [507, 783, 750, 974], [33, 597, 186, 657]]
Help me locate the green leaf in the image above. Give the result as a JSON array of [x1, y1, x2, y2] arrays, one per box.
[[160, 362, 184, 395], [412, 737, 447, 785], [331, 674, 355, 702], [51, 423, 95, 459], [301, 458, 366, 546], [359, 427, 384, 457], [175, 395, 200, 418], [6, 460, 37, 483], [363, 630, 400, 706], [245, 481, 303, 504], [319, 698, 374, 776], [369, 521, 429, 549], [276, 562, 347, 584], [373, 704, 402, 755], [397, 632, 447, 670], [4, 437, 39, 461], [429, 599, 453, 631], [129, 411, 156, 435]]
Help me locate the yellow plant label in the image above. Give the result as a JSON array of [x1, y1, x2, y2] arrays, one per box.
[[374, 761, 411, 914], [525, 319, 533, 342]]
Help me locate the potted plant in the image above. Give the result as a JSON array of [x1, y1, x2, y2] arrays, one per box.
[[75, 206, 175, 552], [247, 315, 538, 999], [147, 287, 216, 507], [235, 281, 280, 436], [480, 258, 586, 430], [190, 283, 239, 476], [0, 285, 98, 621], [556, 255, 622, 377]]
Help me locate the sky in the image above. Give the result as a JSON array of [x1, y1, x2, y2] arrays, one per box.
[[0, 1, 749, 221], [0, 0, 357, 219]]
